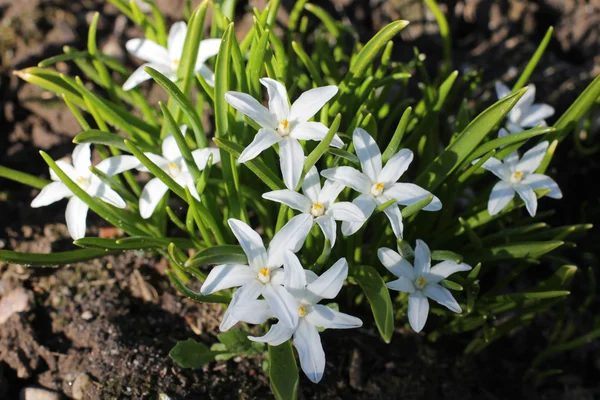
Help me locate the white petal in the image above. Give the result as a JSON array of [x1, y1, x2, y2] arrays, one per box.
[[318, 179, 345, 207], [407, 292, 429, 333], [305, 304, 362, 329], [488, 180, 515, 216], [283, 251, 307, 291], [125, 38, 169, 65], [227, 218, 268, 270], [504, 150, 520, 167], [191, 148, 221, 169], [414, 239, 431, 276], [384, 183, 442, 211], [515, 184, 537, 216], [315, 215, 337, 247], [426, 261, 472, 284], [327, 202, 365, 222], [495, 81, 510, 100], [249, 322, 295, 346], [267, 214, 313, 268], [424, 283, 461, 313], [89, 183, 126, 208], [182, 172, 200, 201], [302, 165, 321, 204], [290, 122, 344, 148], [377, 148, 413, 185], [376, 247, 415, 280], [50, 160, 78, 182], [520, 104, 555, 127], [522, 174, 562, 199], [72, 144, 92, 177], [167, 21, 187, 62], [195, 38, 222, 69], [340, 194, 375, 236], [498, 128, 510, 139], [518, 84, 536, 110], [225, 91, 277, 129], [136, 152, 169, 172], [122, 63, 172, 91], [31, 182, 71, 207], [220, 280, 264, 331], [200, 264, 255, 295], [352, 128, 382, 182], [477, 157, 510, 180], [279, 138, 305, 190], [320, 167, 371, 194], [65, 196, 89, 240], [382, 202, 404, 238], [263, 283, 298, 329], [517, 141, 549, 175], [197, 64, 215, 87], [262, 190, 311, 213], [293, 320, 325, 383], [386, 277, 415, 293], [230, 299, 273, 324], [305, 257, 347, 302], [161, 134, 182, 161], [289, 85, 338, 122], [96, 155, 140, 176], [260, 78, 290, 121], [139, 177, 169, 219], [238, 128, 281, 163]]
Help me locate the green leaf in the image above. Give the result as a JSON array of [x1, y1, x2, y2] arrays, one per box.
[[534, 265, 578, 291], [166, 270, 230, 304], [73, 129, 152, 152], [269, 341, 299, 400], [468, 241, 564, 264], [354, 265, 394, 343], [431, 250, 463, 263], [304, 113, 342, 174], [185, 245, 248, 268], [512, 26, 553, 91], [217, 329, 254, 353], [177, 1, 209, 93], [0, 165, 50, 189], [327, 148, 360, 165], [415, 89, 526, 191], [247, 26, 271, 98], [382, 106, 412, 163], [424, 0, 452, 77], [169, 338, 221, 369], [401, 195, 433, 218], [466, 126, 553, 163], [0, 248, 120, 266]]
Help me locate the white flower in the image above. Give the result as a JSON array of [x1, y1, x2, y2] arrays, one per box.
[[137, 128, 220, 219], [200, 215, 314, 331], [123, 21, 221, 90], [321, 128, 442, 238], [231, 251, 362, 383], [224, 78, 344, 190], [474, 140, 562, 217], [495, 81, 555, 133], [262, 166, 365, 247], [378, 240, 471, 332], [30, 144, 139, 240]]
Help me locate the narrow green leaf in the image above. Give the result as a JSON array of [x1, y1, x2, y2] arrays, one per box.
[[0, 248, 120, 266], [431, 250, 463, 263], [185, 245, 247, 268], [0, 165, 50, 189], [466, 127, 553, 163], [269, 341, 299, 400], [354, 264, 394, 343], [73, 130, 150, 152], [512, 26, 553, 91], [304, 114, 342, 173], [401, 195, 433, 218], [382, 106, 412, 163], [327, 148, 360, 165], [468, 241, 564, 264], [166, 270, 230, 304]]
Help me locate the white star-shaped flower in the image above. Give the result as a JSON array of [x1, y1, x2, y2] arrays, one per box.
[[495, 81, 554, 133], [474, 140, 562, 217], [262, 166, 365, 247], [224, 78, 344, 190], [321, 128, 442, 238], [378, 240, 471, 332], [230, 251, 362, 383], [123, 21, 221, 90], [31, 144, 139, 240], [137, 128, 220, 218], [200, 216, 314, 331]]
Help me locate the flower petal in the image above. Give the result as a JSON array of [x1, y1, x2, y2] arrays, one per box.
[[31, 182, 71, 208], [161, 134, 182, 161], [228, 218, 268, 270], [377, 148, 413, 185], [262, 190, 311, 213], [302, 165, 321, 204], [407, 291, 429, 333], [352, 128, 382, 182], [289, 85, 338, 122], [96, 155, 140, 176], [488, 180, 515, 216], [290, 122, 344, 148], [238, 128, 281, 163], [520, 104, 555, 127], [200, 264, 255, 295], [517, 141, 549, 175], [167, 21, 187, 62], [123, 63, 172, 91], [283, 250, 307, 291], [196, 38, 222, 69], [89, 183, 126, 208], [495, 81, 510, 100], [376, 247, 415, 280], [414, 239, 431, 276], [340, 194, 375, 236], [477, 157, 510, 180], [197, 64, 215, 87], [267, 214, 313, 268], [65, 196, 89, 240], [327, 202, 365, 222], [50, 160, 78, 182], [248, 322, 295, 346], [139, 177, 169, 219], [260, 78, 290, 121], [426, 261, 472, 284], [515, 184, 538, 216], [225, 91, 277, 129], [263, 283, 299, 329], [72, 144, 91, 177], [220, 280, 264, 331], [380, 200, 403, 238], [305, 304, 362, 329], [384, 183, 442, 211], [318, 179, 345, 207], [315, 215, 337, 247], [136, 152, 170, 172], [386, 277, 415, 293], [305, 257, 347, 302], [279, 138, 305, 190], [191, 148, 221, 169], [320, 166, 371, 194], [424, 283, 461, 313], [230, 300, 273, 324], [522, 174, 562, 199], [125, 38, 169, 65], [293, 319, 325, 383]]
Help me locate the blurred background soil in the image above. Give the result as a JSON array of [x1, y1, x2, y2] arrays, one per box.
[[1, 0, 599, 399]]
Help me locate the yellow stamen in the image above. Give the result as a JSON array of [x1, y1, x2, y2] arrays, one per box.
[[510, 171, 524, 184], [298, 306, 306, 317], [281, 119, 289, 130], [417, 276, 427, 286], [371, 182, 385, 196], [310, 203, 325, 217], [259, 267, 269, 277]]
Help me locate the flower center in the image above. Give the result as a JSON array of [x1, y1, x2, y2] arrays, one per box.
[[76, 176, 90, 190], [298, 306, 306, 318], [415, 276, 427, 290], [168, 162, 181, 178], [257, 267, 270, 284], [278, 119, 291, 136], [310, 203, 325, 217], [171, 58, 180, 71], [370, 182, 385, 197], [510, 171, 524, 184]]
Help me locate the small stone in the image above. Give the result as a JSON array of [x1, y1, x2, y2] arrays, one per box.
[[72, 374, 91, 400], [81, 311, 93, 321], [19, 387, 62, 400], [0, 287, 32, 325]]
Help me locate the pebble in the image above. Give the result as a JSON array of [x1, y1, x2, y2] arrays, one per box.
[[19, 387, 62, 400], [0, 287, 32, 324], [72, 373, 91, 400], [81, 311, 93, 321]]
